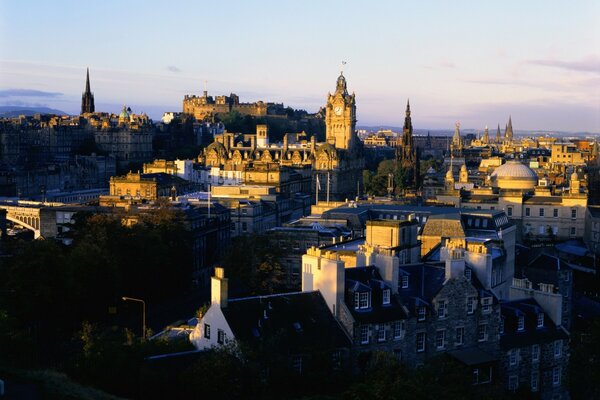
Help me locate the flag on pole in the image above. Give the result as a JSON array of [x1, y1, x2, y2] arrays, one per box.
[[316, 174, 321, 190]]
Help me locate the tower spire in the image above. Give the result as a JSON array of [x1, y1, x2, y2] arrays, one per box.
[[85, 68, 91, 93], [81, 67, 95, 114]]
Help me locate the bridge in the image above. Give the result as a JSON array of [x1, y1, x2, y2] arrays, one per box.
[[0, 200, 71, 239]]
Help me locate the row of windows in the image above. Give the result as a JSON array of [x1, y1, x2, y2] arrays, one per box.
[[508, 367, 561, 392], [360, 321, 406, 344], [520, 207, 577, 219], [508, 340, 562, 368], [416, 324, 488, 352]]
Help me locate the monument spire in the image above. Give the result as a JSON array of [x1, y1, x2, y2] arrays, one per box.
[[81, 67, 95, 114]]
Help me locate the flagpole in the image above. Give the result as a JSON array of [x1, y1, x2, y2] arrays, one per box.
[[326, 171, 330, 204], [208, 184, 211, 219], [316, 174, 319, 205]]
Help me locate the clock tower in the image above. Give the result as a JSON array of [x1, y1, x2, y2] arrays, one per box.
[[325, 72, 356, 150]]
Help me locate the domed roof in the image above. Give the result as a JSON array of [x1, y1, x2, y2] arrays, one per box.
[[491, 161, 537, 180], [490, 161, 537, 190]]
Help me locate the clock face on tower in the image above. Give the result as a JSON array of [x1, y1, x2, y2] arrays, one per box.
[[334, 106, 343, 116]]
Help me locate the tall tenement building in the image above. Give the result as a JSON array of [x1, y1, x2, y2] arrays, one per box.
[[81, 68, 95, 114]]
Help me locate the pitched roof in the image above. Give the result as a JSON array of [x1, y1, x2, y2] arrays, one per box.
[[344, 266, 408, 323], [223, 291, 351, 353], [500, 298, 568, 348]]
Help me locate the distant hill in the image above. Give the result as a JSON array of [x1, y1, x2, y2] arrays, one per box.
[[0, 106, 68, 117]]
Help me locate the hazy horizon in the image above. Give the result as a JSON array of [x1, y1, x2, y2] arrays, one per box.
[[1, 1, 598, 132]]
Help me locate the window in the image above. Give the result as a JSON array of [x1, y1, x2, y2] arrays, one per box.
[[359, 292, 370, 309], [525, 208, 531, 217], [539, 208, 545, 217], [571, 227, 576, 235], [537, 313, 544, 328], [377, 324, 387, 342], [509, 349, 519, 366], [500, 317, 505, 334], [436, 329, 446, 350], [393, 321, 404, 340], [382, 289, 391, 305], [437, 300, 447, 319], [517, 315, 525, 331], [242, 222, 247, 232], [509, 375, 518, 392], [354, 292, 360, 309], [507, 206, 513, 217], [464, 268, 472, 281], [416, 332, 426, 352], [401, 275, 409, 289], [292, 356, 303, 374], [204, 323, 211, 339], [360, 325, 369, 344], [455, 327, 465, 345], [481, 297, 492, 314], [571, 209, 577, 219], [467, 297, 476, 314], [217, 329, 225, 344], [554, 340, 562, 358], [477, 324, 487, 342], [553, 366, 561, 386], [418, 306, 426, 321], [532, 344, 540, 363], [531, 372, 539, 392], [553, 208, 558, 217]]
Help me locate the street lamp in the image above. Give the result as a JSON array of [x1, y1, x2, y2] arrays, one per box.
[[122, 296, 146, 340]]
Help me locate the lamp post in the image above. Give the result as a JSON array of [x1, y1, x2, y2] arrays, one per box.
[[122, 296, 146, 340]]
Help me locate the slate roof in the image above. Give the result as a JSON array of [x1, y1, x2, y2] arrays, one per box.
[[500, 298, 568, 349], [397, 263, 446, 312], [223, 291, 351, 353], [344, 266, 408, 323]]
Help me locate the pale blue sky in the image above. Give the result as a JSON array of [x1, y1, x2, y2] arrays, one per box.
[[1, 0, 599, 132]]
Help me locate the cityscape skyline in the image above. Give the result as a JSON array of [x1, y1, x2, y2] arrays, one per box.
[[0, 0, 599, 132]]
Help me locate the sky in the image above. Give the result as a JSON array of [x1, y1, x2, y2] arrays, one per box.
[[0, 0, 599, 132]]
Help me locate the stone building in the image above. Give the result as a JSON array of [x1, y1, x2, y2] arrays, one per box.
[[197, 73, 364, 202], [500, 298, 569, 398], [183, 91, 270, 120], [101, 171, 194, 205], [190, 268, 352, 374], [436, 160, 588, 242]]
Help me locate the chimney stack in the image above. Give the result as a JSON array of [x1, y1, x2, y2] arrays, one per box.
[[211, 267, 228, 308]]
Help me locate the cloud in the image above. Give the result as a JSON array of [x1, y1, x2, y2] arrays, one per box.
[[166, 65, 181, 73], [527, 56, 600, 74], [0, 88, 63, 98]]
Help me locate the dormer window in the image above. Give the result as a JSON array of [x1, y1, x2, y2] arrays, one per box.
[[355, 291, 370, 310], [464, 268, 472, 281], [418, 306, 426, 321], [537, 313, 544, 328], [382, 289, 391, 305], [517, 315, 525, 331], [401, 275, 409, 289]]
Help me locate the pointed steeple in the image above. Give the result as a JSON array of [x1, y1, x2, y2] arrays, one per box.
[[81, 67, 95, 114], [505, 116, 513, 140], [403, 99, 412, 133], [85, 68, 91, 93], [496, 124, 501, 143], [483, 125, 489, 144]]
